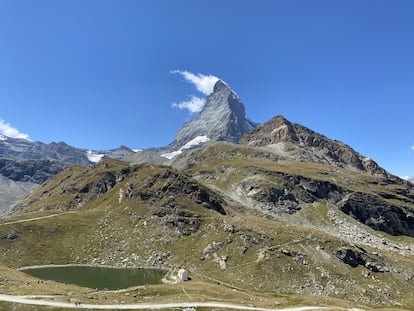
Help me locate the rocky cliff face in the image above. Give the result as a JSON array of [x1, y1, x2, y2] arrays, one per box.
[[240, 115, 391, 178], [0, 175, 37, 215], [0, 159, 67, 184], [164, 80, 257, 153], [0, 159, 68, 214], [338, 191, 414, 237]]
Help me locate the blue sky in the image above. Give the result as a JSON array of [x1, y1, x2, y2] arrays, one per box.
[[0, 0, 413, 177]]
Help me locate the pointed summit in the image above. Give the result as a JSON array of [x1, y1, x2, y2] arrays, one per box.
[[213, 79, 229, 93], [161, 80, 258, 157]]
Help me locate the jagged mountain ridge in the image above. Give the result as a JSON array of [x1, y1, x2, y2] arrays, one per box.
[[160, 80, 258, 155], [0, 135, 92, 165], [0, 135, 137, 165], [240, 115, 392, 178]]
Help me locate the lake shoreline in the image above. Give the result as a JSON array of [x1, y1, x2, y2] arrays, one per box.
[[17, 263, 168, 271]]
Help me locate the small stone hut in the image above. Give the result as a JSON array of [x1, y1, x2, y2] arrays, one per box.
[[177, 268, 189, 281]]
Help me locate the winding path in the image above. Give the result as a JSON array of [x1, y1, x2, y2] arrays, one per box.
[[0, 294, 337, 310], [0, 213, 67, 226]]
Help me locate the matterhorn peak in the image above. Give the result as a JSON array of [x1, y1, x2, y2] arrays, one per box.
[[161, 80, 258, 157]]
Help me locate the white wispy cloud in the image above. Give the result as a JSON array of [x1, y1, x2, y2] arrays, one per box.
[[172, 95, 205, 113], [0, 119, 30, 140], [171, 70, 220, 114], [171, 70, 219, 95]]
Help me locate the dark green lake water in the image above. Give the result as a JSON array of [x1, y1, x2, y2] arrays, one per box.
[[23, 266, 166, 290]]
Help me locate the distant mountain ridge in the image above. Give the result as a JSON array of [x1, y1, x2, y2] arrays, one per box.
[[0, 135, 137, 165], [0, 135, 91, 165]]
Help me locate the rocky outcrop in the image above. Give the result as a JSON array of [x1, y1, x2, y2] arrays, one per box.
[[162, 80, 257, 154], [5, 230, 18, 240], [237, 170, 344, 214], [336, 246, 388, 272], [338, 192, 414, 237], [130, 168, 226, 215], [240, 115, 392, 178]]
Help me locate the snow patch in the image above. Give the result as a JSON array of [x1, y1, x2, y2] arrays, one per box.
[[161, 136, 210, 159], [0, 135, 7, 141], [132, 149, 142, 153], [161, 150, 182, 159], [86, 150, 105, 163]]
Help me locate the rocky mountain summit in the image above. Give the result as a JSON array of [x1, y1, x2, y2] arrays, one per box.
[[161, 80, 257, 156], [240, 115, 391, 178]]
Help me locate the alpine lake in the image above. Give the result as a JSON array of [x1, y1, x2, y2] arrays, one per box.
[[22, 265, 166, 290]]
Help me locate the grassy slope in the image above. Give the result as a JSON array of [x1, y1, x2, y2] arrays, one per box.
[[0, 153, 413, 309]]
